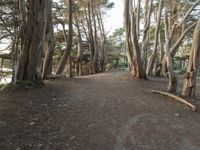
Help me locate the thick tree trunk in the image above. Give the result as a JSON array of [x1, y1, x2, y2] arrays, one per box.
[[42, 0, 55, 79], [146, 0, 163, 75], [124, 0, 146, 79], [17, 0, 46, 85], [56, 0, 73, 75], [164, 9, 177, 92], [182, 20, 200, 97]]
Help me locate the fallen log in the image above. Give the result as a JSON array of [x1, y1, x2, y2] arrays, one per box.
[[147, 90, 196, 112]]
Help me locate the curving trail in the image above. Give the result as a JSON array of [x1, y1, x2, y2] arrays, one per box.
[[0, 71, 200, 150]]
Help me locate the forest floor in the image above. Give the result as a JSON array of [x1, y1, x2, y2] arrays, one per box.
[[0, 71, 200, 150]]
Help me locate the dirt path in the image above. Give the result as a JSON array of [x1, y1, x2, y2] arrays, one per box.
[[0, 71, 200, 150]]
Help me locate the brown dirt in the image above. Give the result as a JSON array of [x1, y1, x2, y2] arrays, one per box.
[[0, 71, 200, 150]]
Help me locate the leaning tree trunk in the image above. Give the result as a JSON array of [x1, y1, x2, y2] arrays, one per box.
[[17, 0, 46, 85], [56, 0, 73, 75], [42, 0, 55, 79], [146, 0, 163, 75], [164, 9, 177, 92], [182, 19, 200, 97]]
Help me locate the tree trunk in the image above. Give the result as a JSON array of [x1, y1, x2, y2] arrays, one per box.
[[97, 1, 106, 72], [182, 19, 200, 97], [141, 0, 153, 69], [85, 4, 95, 74], [159, 1, 199, 76], [136, 0, 140, 38], [42, 0, 55, 79], [56, 0, 73, 75], [164, 9, 177, 92], [124, 0, 146, 79], [146, 0, 163, 75], [75, 17, 83, 76], [91, 1, 98, 74], [17, 0, 46, 85]]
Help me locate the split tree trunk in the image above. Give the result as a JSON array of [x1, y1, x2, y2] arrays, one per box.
[[17, 0, 47, 85], [182, 20, 200, 97]]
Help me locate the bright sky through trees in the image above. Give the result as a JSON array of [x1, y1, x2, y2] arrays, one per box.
[[104, 0, 124, 34]]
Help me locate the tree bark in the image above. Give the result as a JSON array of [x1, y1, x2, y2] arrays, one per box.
[[75, 17, 83, 76], [85, 4, 95, 74], [124, 0, 146, 79], [91, 1, 98, 74], [141, 0, 153, 69], [42, 0, 55, 79], [17, 0, 46, 85], [97, 1, 106, 72], [146, 0, 163, 75], [56, 0, 73, 75], [182, 19, 200, 97], [164, 9, 177, 92]]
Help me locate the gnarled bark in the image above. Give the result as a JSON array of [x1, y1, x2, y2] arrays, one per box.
[[182, 20, 200, 97], [17, 0, 47, 85]]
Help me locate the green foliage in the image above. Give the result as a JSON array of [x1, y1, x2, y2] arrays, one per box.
[[105, 28, 127, 69]]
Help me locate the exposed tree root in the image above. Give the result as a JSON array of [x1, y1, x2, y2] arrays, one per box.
[[148, 90, 196, 112]]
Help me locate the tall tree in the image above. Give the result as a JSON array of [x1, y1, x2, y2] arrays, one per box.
[[42, 0, 55, 79], [164, 8, 177, 92], [75, 16, 83, 76], [182, 19, 200, 97], [17, 0, 47, 85], [56, 0, 73, 75], [124, 0, 146, 78], [159, 0, 200, 76], [141, 0, 153, 69], [146, 0, 163, 75]]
